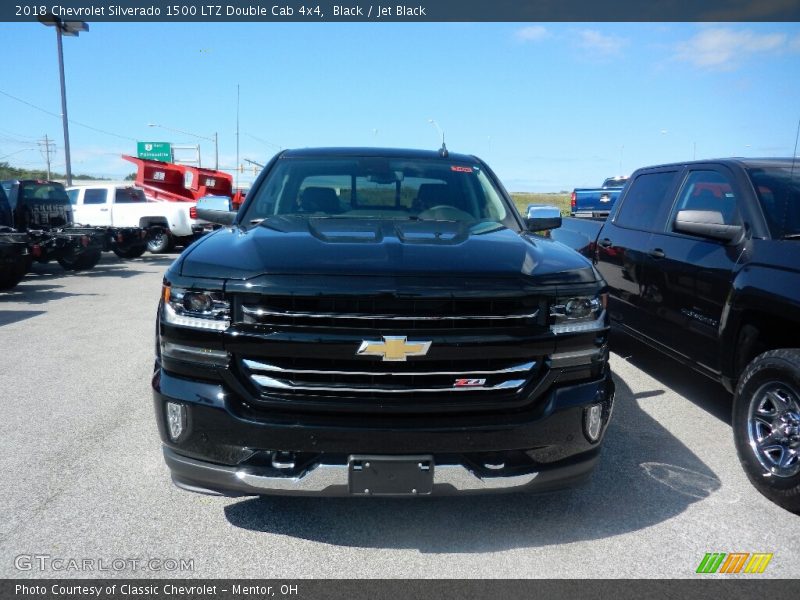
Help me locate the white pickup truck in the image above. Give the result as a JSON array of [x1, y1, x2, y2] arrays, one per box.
[[66, 184, 202, 253]]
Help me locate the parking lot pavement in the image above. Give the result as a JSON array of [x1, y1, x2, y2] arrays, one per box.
[[0, 254, 798, 580]]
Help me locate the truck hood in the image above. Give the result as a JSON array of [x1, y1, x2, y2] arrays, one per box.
[[178, 217, 597, 283]]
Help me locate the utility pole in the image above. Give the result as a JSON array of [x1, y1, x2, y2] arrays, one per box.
[[38, 134, 56, 180]]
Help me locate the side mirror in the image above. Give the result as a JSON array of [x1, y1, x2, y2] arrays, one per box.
[[674, 210, 743, 242], [195, 195, 236, 226], [525, 205, 562, 232]]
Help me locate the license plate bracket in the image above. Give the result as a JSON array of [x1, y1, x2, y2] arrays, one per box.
[[348, 455, 434, 496]]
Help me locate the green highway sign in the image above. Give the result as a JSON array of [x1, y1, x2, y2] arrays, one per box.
[[137, 141, 172, 162]]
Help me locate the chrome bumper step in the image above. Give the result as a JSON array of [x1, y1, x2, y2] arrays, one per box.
[[164, 447, 539, 496]]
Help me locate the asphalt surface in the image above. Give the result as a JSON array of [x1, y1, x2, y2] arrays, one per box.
[[1, 253, 798, 579]]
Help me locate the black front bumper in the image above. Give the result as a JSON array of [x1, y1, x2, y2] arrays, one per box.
[[153, 366, 615, 497]]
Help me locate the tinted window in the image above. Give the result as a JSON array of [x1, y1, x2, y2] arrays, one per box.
[[83, 189, 108, 205], [615, 171, 678, 232], [602, 177, 628, 188], [115, 187, 147, 203], [747, 167, 800, 239], [20, 182, 70, 205], [0, 185, 10, 226], [243, 157, 512, 228], [66, 189, 79, 205], [671, 170, 741, 230]]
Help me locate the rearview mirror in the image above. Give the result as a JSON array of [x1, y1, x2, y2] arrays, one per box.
[[195, 195, 236, 226], [525, 205, 562, 232], [674, 210, 743, 242]]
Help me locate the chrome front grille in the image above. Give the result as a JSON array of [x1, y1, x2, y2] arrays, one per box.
[[242, 357, 535, 395], [230, 293, 548, 413], [239, 295, 544, 330]]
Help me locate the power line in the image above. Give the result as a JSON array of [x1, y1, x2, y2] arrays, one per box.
[[0, 128, 39, 143], [0, 88, 137, 142]]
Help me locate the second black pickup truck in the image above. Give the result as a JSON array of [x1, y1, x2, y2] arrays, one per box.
[[153, 147, 615, 498], [1, 179, 106, 271], [553, 158, 800, 512]]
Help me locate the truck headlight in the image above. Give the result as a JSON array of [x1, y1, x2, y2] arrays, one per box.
[[550, 293, 607, 334], [162, 285, 230, 331]]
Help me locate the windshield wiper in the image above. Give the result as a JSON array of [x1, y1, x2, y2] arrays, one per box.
[[782, 233, 800, 239]]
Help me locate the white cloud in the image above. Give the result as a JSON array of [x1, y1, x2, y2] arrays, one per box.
[[514, 25, 549, 43], [674, 28, 787, 70], [577, 29, 626, 56]]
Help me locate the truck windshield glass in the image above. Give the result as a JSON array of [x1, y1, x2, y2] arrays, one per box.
[[21, 182, 70, 205], [748, 168, 800, 239], [243, 157, 513, 228]]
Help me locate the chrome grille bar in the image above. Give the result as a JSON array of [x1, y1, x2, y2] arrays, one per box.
[[242, 358, 536, 377], [242, 305, 539, 321], [250, 374, 527, 394]]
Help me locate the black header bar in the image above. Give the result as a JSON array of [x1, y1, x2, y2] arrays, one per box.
[[4, 0, 800, 22], [4, 579, 800, 600]]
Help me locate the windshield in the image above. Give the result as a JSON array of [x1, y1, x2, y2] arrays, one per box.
[[747, 167, 800, 239], [241, 157, 514, 228], [21, 182, 70, 205], [602, 177, 628, 188]]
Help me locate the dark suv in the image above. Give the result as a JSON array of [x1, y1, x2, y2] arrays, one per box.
[[154, 147, 615, 497]]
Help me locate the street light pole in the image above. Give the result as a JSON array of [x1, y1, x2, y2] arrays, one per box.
[[54, 26, 72, 185], [39, 14, 88, 186]]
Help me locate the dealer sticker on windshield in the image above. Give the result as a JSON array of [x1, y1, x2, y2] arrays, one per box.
[[451, 166, 473, 173]]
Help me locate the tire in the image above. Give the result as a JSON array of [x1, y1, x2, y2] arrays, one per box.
[[0, 262, 26, 291], [732, 348, 800, 514], [147, 231, 174, 254], [113, 244, 147, 259], [57, 248, 102, 271]]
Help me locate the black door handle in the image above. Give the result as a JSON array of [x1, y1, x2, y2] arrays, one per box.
[[648, 248, 665, 259], [598, 238, 613, 248]]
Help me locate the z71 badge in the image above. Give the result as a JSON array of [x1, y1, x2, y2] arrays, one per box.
[[454, 378, 487, 387]]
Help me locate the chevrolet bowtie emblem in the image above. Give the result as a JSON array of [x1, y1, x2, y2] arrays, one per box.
[[356, 336, 432, 362]]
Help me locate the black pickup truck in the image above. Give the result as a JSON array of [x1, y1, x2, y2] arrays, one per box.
[[553, 158, 800, 512], [0, 229, 29, 291], [0, 179, 108, 271], [153, 147, 615, 497]]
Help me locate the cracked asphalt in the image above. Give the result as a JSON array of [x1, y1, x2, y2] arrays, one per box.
[[1, 253, 798, 579]]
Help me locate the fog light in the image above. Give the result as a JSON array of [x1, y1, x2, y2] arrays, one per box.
[[584, 403, 603, 442], [166, 402, 187, 441]]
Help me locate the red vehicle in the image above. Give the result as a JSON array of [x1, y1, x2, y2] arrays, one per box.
[[122, 155, 234, 203]]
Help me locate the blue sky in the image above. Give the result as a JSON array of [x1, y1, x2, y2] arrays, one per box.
[[1, 22, 799, 191]]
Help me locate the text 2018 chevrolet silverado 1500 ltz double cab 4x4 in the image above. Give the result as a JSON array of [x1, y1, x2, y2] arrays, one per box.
[[553, 158, 800, 513], [153, 147, 615, 497]]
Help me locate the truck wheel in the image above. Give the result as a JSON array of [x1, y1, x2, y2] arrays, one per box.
[[57, 248, 102, 271], [0, 263, 26, 290], [147, 231, 174, 254], [733, 349, 800, 514], [113, 244, 147, 259]]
